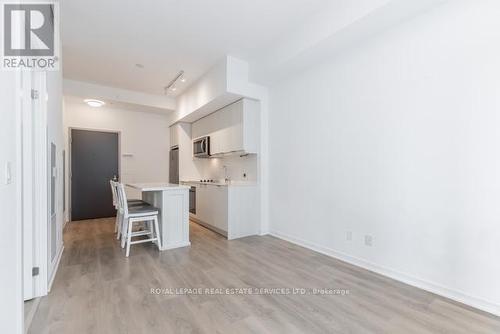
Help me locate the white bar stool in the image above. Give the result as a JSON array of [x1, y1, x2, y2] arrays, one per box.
[[116, 183, 162, 257], [110, 180, 146, 239], [110, 180, 121, 233]]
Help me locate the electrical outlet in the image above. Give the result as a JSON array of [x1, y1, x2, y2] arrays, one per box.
[[364, 235, 373, 247], [346, 231, 352, 241], [4, 162, 12, 185]]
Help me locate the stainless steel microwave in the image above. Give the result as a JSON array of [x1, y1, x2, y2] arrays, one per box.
[[193, 136, 210, 158]]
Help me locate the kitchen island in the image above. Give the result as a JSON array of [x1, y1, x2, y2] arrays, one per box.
[[126, 182, 190, 250]]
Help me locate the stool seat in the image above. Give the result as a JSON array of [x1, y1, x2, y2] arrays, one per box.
[[128, 205, 159, 216]]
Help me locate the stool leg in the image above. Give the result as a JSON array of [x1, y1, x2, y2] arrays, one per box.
[[147, 220, 154, 238], [116, 212, 122, 240], [126, 219, 133, 257], [153, 216, 162, 250], [121, 217, 128, 249]]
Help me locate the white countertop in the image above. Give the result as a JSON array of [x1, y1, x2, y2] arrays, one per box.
[[126, 182, 190, 191], [181, 180, 257, 187]]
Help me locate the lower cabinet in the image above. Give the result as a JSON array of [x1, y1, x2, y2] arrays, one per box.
[[191, 184, 259, 239], [195, 184, 228, 233]]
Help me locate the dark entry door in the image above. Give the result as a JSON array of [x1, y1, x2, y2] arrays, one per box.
[[71, 129, 119, 221]]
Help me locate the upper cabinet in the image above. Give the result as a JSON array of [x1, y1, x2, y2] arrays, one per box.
[[192, 98, 260, 156], [170, 123, 180, 148]]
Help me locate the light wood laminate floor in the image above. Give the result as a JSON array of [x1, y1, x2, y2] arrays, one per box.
[[30, 218, 500, 333]]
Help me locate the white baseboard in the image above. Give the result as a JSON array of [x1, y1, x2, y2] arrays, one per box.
[[47, 245, 64, 292], [269, 229, 500, 317], [161, 241, 191, 250]]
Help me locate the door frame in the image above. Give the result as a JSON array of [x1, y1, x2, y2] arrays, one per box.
[[21, 71, 50, 301], [34, 72, 48, 298], [68, 127, 121, 222], [21, 71, 35, 300]]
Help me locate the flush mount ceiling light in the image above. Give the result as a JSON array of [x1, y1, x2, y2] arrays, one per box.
[[84, 99, 105, 107], [164, 70, 185, 95]]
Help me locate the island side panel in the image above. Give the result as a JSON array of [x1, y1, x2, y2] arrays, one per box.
[[142, 191, 163, 246], [160, 188, 190, 250]]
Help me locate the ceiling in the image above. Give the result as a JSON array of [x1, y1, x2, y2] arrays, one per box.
[[61, 0, 332, 96]]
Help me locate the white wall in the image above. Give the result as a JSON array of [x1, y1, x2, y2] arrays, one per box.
[[0, 73, 23, 333], [175, 59, 228, 122], [63, 98, 171, 213], [269, 0, 500, 315]]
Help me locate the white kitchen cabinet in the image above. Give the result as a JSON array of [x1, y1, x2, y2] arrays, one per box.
[[191, 98, 260, 156], [212, 101, 243, 155], [226, 186, 259, 239], [211, 186, 228, 232], [189, 183, 259, 239], [193, 184, 228, 234], [170, 123, 180, 148]]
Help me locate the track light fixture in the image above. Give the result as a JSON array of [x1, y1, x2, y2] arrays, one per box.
[[164, 70, 185, 95]]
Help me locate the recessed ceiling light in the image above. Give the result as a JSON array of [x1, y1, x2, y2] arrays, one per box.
[[171, 86, 177, 92], [84, 99, 105, 107], [180, 76, 186, 83], [135, 63, 144, 68]]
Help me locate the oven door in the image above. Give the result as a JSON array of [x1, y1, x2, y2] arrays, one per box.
[[189, 186, 196, 214]]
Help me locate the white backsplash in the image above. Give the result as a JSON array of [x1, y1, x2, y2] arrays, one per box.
[[194, 154, 257, 182]]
